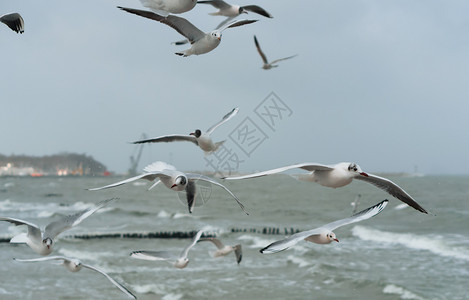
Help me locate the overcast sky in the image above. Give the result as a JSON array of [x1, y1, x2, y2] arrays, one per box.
[[2, 0, 469, 175]]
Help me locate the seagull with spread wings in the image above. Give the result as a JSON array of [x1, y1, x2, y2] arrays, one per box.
[[118, 6, 257, 56], [89, 161, 247, 215], [0, 198, 115, 255], [260, 200, 388, 254], [132, 107, 239, 154], [223, 162, 428, 214], [14, 256, 136, 299], [254, 35, 297, 70]]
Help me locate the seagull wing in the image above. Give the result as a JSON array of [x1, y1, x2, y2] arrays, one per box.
[[88, 172, 168, 191], [261, 200, 388, 254], [118, 7, 206, 43], [206, 107, 239, 135], [355, 173, 428, 214], [218, 19, 258, 33], [254, 35, 268, 64], [0, 217, 42, 243], [260, 227, 324, 254], [242, 5, 273, 18], [222, 163, 332, 180], [185, 180, 197, 213], [198, 237, 225, 249], [197, 0, 231, 10], [321, 199, 389, 231], [0, 13, 24, 33], [270, 54, 298, 65], [82, 263, 136, 299], [13, 256, 68, 263], [131, 250, 179, 261], [214, 16, 235, 30], [180, 229, 204, 258], [44, 198, 115, 239], [187, 173, 248, 215], [234, 244, 242, 264], [132, 134, 198, 146]]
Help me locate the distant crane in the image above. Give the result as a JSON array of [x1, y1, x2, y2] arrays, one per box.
[[128, 133, 147, 176]]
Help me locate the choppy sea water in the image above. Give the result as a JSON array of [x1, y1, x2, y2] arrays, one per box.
[[0, 175, 467, 300]]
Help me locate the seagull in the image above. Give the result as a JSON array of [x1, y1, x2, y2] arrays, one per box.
[[132, 107, 239, 154], [14, 256, 136, 299], [88, 161, 247, 215], [117, 6, 257, 56], [197, 0, 272, 30], [197, 0, 272, 18], [130, 229, 204, 269], [222, 162, 428, 214], [198, 237, 242, 264], [0, 198, 115, 255], [254, 35, 297, 70], [1, 13, 24, 34], [260, 200, 388, 254], [138, 0, 197, 16]]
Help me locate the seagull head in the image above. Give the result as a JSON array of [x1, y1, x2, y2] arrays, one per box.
[[69, 259, 82, 272], [210, 31, 222, 41], [327, 232, 339, 243], [190, 129, 202, 138], [171, 175, 187, 189], [43, 237, 53, 249], [238, 7, 248, 14], [348, 163, 368, 176]]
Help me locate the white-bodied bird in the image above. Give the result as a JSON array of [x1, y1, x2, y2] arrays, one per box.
[[254, 35, 297, 70], [260, 200, 388, 254], [0, 198, 115, 255], [197, 0, 272, 29], [138, 0, 197, 16], [117, 6, 257, 56], [14, 256, 136, 299], [223, 162, 428, 214], [130, 229, 204, 269], [198, 237, 242, 264], [132, 107, 239, 154], [89, 161, 247, 214]]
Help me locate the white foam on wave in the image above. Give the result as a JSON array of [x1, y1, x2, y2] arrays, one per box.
[[238, 234, 278, 249], [383, 284, 423, 300], [352, 225, 469, 261], [0, 199, 113, 218], [131, 283, 183, 298], [286, 254, 313, 268]]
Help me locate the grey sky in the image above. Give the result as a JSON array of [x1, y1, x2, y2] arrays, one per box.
[[1, 0, 468, 175]]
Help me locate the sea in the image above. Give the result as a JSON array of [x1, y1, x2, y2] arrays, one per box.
[[0, 174, 467, 300]]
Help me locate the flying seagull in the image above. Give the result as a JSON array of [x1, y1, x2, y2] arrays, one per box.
[[0, 198, 115, 255], [254, 35, 297, 70], [1, 13, 24, 33], [260, 200, 388, 254], [197, 0, 272, 29], [117, 6, 257, 56], [198, 237, 242, 264], [197, 0, 272, 18], [14, 256, 136, 299], [130, 229, 204, 269], [138, 0, 197, 16], [89, 161, 247, 215], [222, 162, 428, 214], [132, 107, 239, 154]]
